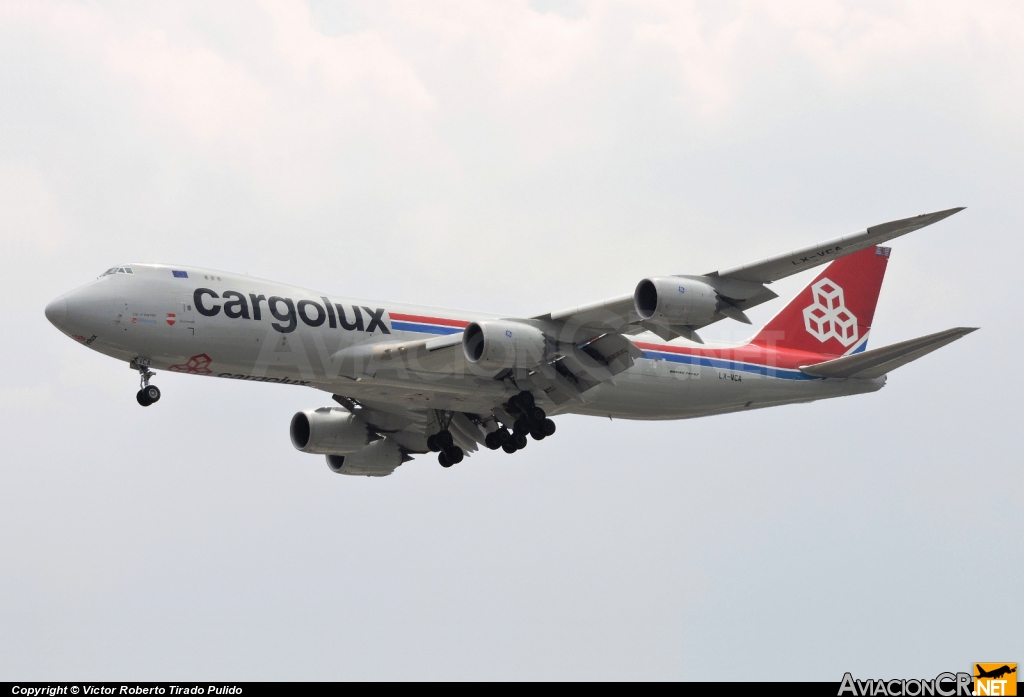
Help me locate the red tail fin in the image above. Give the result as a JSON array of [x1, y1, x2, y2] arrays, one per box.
[[750, 246, 890, 357]]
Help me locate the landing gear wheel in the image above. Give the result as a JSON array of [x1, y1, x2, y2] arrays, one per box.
[[134, 362, 159, 407], [502, 442, 518, 454], [427, 434, 441, 452], [438, 451, 453, 467], [437, 430, 454, 449], [530, 406, 546, 422], [485, 433, 500, 450], [518, 391, 535, 408], [444, 446, 464, 464], [513, 418, 530, 434], [530, 427, 545, 441], [513, 433, 528, 449], [496, 428, 510, 444], [542, 418, 556, 436]]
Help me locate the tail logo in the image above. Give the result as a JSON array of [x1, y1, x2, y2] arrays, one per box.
[[803, 278, 859, 347]]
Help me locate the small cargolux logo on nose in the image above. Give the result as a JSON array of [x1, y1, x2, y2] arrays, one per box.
[[803, 278, 858, 347], [166, 313, 176, 326], [169, 353, 213, 375]]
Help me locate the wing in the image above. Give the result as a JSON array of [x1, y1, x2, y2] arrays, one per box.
[[538, 208, 963, 334], [345, 210, 965, 409], [526, 208, 964, 397], [712, 207, 964, 284]]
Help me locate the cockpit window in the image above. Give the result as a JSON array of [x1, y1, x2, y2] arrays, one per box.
[[101, 266, 135, 277]]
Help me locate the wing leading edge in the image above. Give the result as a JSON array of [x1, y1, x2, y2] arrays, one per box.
[[712, 207, 964, 284], [538, 207, 964, 337]]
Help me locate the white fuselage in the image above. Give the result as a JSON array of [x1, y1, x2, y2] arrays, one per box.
[[46, 264, 883, 420]]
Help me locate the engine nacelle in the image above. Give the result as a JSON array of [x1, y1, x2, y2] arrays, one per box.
[[326, 439, 403, 477], [462, 320, 547, 373], [633, 277, 720, 326], [290, 407, 370, 455]]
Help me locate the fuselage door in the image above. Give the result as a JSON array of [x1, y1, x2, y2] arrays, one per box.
[[171, 294, 197, 335]]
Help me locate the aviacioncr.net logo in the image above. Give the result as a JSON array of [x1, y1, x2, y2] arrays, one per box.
[[839, 672, 974, 697], [803, 277, 859, 347]]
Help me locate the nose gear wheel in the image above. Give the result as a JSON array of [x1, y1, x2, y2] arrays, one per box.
[[133, 361, 161, 407]]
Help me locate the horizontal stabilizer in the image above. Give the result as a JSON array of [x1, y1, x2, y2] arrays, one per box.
[[799, 327, 978, 379]]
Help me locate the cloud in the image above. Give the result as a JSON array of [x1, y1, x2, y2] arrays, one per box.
[[5, 0, 1023, 189], [0, 158, 67, 253], [2, 0, 442, 203]]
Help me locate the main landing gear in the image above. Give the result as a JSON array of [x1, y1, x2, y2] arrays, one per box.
[[135, 363, 161, 407], [427, 428, 464, 468], [428, 392, 557, 467], [484, 391, 556, 455]]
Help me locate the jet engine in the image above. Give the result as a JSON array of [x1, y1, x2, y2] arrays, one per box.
[[290, 407, 371, 455], [326, 438, 403, 477], [462, 320, 547, 373], [633, 277, 720, 326]]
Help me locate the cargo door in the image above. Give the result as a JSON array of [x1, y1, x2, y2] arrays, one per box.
[[168, 294, 197, 336]]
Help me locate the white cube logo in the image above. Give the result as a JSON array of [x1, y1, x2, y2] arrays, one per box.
[[802, 278, 859, 347]]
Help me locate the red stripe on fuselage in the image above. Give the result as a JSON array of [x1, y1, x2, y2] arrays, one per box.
[[389, 313, 470, 328], [634, 341, 834, 370]]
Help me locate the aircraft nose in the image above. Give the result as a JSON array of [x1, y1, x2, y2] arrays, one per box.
[[45, 296, 68, 328]]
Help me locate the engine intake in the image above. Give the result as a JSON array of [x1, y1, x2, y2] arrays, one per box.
[[462, 320, 547, 373], [633, 277, 719, 326], [290, 407, 370, 455]]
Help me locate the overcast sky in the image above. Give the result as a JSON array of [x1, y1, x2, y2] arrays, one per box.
[[1, 0, 1021, 680]]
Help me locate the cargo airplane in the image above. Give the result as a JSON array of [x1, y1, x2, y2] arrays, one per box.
[[45, 209, 976, 476]]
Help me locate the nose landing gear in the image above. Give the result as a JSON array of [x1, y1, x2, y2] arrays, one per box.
[[137, 385, 161, 406], [134, 363, 161, 407]]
